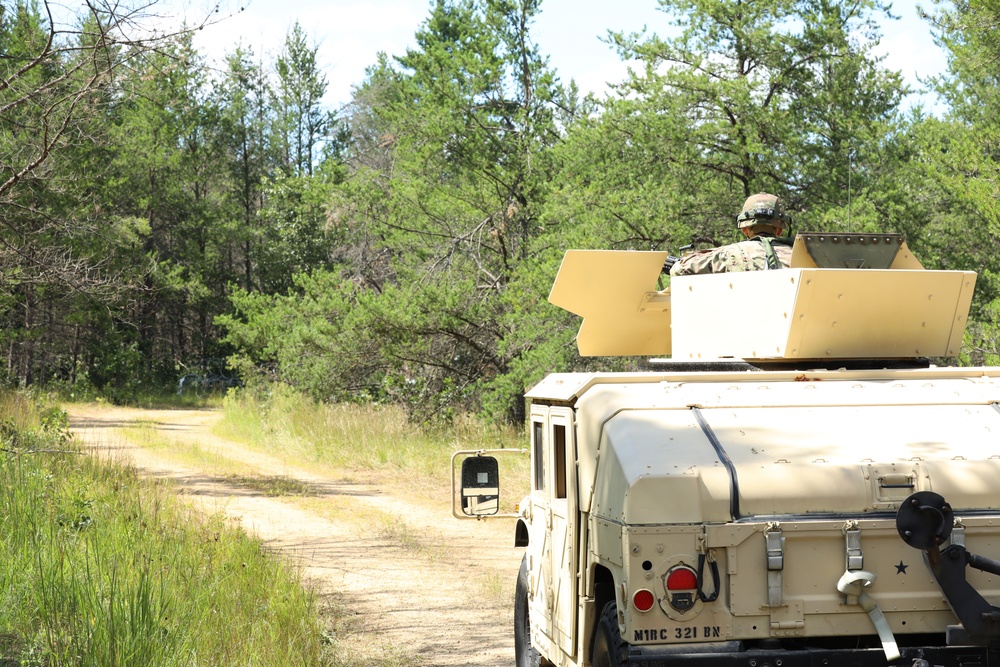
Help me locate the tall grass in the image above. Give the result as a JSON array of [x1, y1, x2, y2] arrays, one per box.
[[217, 383, 526, 471], [217, 384, 531, 504], [0, 391, 326, 666]]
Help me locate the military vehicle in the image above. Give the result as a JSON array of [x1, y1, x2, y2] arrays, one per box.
[[453, 233, 1000, 667]]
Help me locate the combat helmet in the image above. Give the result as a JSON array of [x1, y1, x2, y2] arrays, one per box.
[[736, 192, 792, 232]]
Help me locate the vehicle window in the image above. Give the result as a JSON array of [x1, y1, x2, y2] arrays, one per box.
[[532, 420, 545, 491], [553, 424, 566, 499]]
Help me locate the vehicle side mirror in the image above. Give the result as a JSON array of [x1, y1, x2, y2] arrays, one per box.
[[460, 456, 500, 517]]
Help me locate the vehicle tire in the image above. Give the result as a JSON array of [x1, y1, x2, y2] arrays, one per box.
[[515, 554, 542, 667], [591, 600, 629, 667]]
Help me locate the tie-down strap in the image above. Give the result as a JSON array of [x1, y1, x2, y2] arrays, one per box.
[[837, 570, 900, 662]]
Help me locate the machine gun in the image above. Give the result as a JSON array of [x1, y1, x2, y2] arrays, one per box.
[[661, 239, 723, 274], [661, 244, 695, 274]]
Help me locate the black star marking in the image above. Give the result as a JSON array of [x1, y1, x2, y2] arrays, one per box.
[[896, 561, 908, 574]]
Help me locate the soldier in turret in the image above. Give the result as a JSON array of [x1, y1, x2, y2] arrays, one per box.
[[670, 192, 793, 275]]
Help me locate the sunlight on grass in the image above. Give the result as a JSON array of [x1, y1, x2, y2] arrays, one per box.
[[120, 420, 168, 448], [479, 570, 514, 610], [117, 422, 256, 478], [216, 384, 532, 508], [0, 391, 327, 666], [52, 389, 528, 667]]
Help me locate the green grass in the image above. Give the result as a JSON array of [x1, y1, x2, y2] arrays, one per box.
[[0, 391, 328, 666], [6, 386, 532, 666], [216, 384, 531, 509], [50, 381, 226, 410], [118, 420, 256, 475], [116, 421, 318, 497]]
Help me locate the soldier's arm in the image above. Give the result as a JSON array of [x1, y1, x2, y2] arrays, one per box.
[[669, 248, 717, 276]]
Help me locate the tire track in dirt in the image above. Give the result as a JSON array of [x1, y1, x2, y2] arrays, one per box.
[[67, 405, 523, 667]]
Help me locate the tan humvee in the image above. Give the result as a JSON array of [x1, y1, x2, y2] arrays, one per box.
[[454, 234, 1000, 667]]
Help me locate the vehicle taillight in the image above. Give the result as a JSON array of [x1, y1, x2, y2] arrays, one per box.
[[665, 565, 698, 612], [632, 588, 655, 612], [666, 566, 698, 591]]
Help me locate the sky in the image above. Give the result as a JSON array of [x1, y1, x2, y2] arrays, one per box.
[[149, 0, 948, 112]]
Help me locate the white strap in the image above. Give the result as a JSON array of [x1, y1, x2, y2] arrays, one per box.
[[837, 570, 901, 662]]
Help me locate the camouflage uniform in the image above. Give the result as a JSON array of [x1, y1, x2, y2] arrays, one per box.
[[670, 235, 792, 276], [670, 192, 793, 276]]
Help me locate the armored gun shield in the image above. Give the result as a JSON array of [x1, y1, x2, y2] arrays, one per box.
[[548, 249, 672, 357], [549, 236, 976, 361]]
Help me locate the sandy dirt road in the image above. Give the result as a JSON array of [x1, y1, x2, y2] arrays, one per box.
[[67, 405, 524, 667]]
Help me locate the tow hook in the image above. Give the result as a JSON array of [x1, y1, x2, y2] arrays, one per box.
[[837, 570, 900, 662]]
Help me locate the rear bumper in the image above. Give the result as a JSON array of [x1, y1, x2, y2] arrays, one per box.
[[628, 645, 1000, 667]]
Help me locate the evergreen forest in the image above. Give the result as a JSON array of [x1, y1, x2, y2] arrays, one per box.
[[3, 0, 1000, 424]]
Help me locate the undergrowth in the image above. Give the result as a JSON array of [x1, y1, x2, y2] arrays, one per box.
[[216, 384, 531, 509], [0, 391, 327, 666]]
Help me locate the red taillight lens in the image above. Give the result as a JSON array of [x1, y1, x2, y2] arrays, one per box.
[[665, 565, 699, 613], [666, 566, 698, 591], [632, 588, 655, 612]]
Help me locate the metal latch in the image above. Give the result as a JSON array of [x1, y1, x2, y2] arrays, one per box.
[[765, 523, 784, 607], [845, 521, 864, 571], [951, 521, 965, 548]]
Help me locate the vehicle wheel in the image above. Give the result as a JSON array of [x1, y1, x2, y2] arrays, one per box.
[[592, 600, 629, 667], [515, 554, 542, 667]]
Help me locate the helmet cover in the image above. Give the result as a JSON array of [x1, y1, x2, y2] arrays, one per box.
[[736, 192, 791, 230]]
